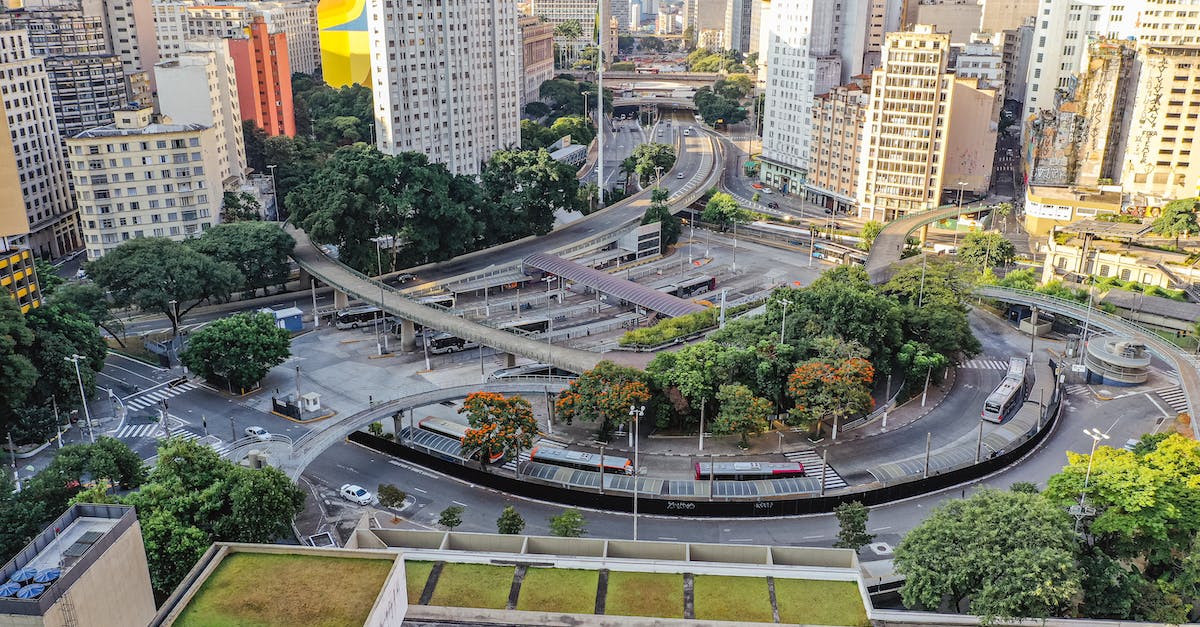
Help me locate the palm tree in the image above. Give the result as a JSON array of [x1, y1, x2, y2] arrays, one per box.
[[619, 156, 637, 191]]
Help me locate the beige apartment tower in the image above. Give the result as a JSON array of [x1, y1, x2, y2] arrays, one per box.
[[805, 77, 870, 213], [856, 26, 954, 221]]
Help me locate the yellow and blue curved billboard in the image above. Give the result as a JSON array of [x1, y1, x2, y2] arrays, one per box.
[[318, 0, 371, 87]]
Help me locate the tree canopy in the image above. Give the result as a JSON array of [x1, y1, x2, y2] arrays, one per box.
[[630, 143, 677, 186], [188, 221, 296, 297], [459, 392, 540, 464], [641, 187, 681, 247], [181, 312, 291, 391], [1150, 197, 1199, 247], [957, 231, 1016, 269]]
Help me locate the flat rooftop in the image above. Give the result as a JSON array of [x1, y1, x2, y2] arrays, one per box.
[[162, 547, 402, 627], [1056, 218, 1153, 238]]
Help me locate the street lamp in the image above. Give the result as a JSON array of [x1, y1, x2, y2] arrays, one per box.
[[65, 354, 94, 443], [1075, 427, 1110, 532], [953, 181, 968, 247], [629, 404, 646, 541], [776, 297, 792, 343], [266, 164, 278, 221]]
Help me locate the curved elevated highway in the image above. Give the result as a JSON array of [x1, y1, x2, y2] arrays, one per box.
[[288, 128, 722, 372], [977, 286, 1200, 438], [863, 205, 973, 284]]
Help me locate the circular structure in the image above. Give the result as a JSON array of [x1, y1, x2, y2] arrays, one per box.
[[1084, 337, 1151, 385]]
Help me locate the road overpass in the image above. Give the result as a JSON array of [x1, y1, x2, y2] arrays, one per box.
[[977, 285, 1200, 437], [863, 205, 981, 283], [613, 96, 697, 110], [560, 70, 720, 86]]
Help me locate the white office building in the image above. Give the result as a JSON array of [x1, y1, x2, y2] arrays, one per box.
[[368, 0, 520, 175]]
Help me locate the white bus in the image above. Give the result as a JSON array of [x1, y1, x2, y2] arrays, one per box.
[[982, 358, 1032, 423], [334, 306, 390, 330]]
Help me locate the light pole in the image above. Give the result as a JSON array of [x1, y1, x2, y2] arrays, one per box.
[[168, 298, 180, 370], [266, 164, 278, 220], [629, 404, 645, 541], [777, 297, 792, 343], [1075, 427, 1110, 532], [65, 354, 94, 443], [953, 181, 968, 247], [1080, 277, 1095, 364]]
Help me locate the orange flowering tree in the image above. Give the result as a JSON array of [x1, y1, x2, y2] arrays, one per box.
[[458, 392, 538, 467], [555, 361, 652, 440], [711, 383, 773, 448], [786, 357, 875, 437]]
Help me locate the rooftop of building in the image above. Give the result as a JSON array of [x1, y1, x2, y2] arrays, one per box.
[[0, 504, 137, 615], [1028, 185, 1123, 205], [153, 544, 403, 627], [1101, 288, 1200, 323], [71, 120, 209, 139], [1054, 218, 1153, 238]]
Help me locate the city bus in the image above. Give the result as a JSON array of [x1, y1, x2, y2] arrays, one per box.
[[498, 317, 550, 335], [334, 306, 390, 329], [694, 461, 805, 481], [530, 446, 634, 474], [657, 276, 716, 299], [427, 332, 478, 354], [981, 358, 1032, 423], [418, 294, 456, 309], [417, 416, 505, 463]]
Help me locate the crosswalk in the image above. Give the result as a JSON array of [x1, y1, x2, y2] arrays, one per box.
[[962, 359, 1011, 371], [784, 449, 847, 490], [112, 423, 165, 439], [1065, 384, 1091, 397], [111, 422, 231, 455], [124, 382, 199, 411], [504, 438, 566, 472], [1154, 386, 1189, 415]]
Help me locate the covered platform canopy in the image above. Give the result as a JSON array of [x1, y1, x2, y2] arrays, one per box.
[[523, 252, 708, 318], [1056, 219, 1153, 238]]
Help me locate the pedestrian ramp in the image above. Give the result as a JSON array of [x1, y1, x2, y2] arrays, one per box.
[[124, 381, 198, 411], [784, 449, 847, 490], [1154, 386, 1189, 415]]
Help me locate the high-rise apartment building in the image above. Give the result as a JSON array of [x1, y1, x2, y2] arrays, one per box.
[[1121, 0, 1200, 204], [1, 9, 133, 137], [155, 39, 247, 182], [914, 0, 981, 44], [519, 15, 554, 107], [368, 0, 520, 175], [68, 107, 223, 259], [0, 108, 39, 312], [998, 17, 1033, 103], [804, 77, 870, 213], [1021, 0, 1140, 121], [153, 0, 319, 75], [228, 16, 295, 136], [20, 0, 160, 94], [724, 0, 756, 53], [979, 0, 1038, 32], [0, 27, 80, 258], [529, 0, 598, 60], [760, 0, 880, 191], [856, 26, 955, 221]]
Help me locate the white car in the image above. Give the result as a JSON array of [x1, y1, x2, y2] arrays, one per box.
[[676, 172, 685, 179], [340, 484, 373, 505], [244, 426, 270, 440], [761, 188, 773, 194]]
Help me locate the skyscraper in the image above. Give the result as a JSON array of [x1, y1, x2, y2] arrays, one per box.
[[368, 0, 520, 175], [228, 16, 296, 137], [155, 39, 247, 182], [856, 26, 955, 221], [0, 27, 80, 258]]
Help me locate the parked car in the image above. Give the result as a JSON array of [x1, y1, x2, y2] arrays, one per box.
[[244, 426, 270, 440], [339, 484, 373, 505], [761, 188, 773, 194]]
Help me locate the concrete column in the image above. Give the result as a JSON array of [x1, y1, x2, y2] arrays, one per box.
[[392, 411, 404, 441], [333, 289, 350, 310], [298, 268, 313, 289], [504, 352, 517, 367], [919, 224, 929, 245], [400, 319, 416, 352]]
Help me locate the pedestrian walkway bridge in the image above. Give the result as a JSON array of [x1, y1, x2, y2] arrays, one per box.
[[863, 205, 979, 283], [523, 252, 707, 318]]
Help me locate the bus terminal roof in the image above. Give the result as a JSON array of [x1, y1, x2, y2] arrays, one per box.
[[523, 252, 708, 318], [1057, 219, 1153, 238]]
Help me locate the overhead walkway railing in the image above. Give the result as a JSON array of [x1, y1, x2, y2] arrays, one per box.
[[524, 252, 708, 318], [863, 204, 984, 283], [287, 224, 603, 375], [976, 285, 1199, 436]]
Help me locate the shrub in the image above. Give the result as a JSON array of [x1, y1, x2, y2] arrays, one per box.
[[619, 308, 718, 347], [377, 483, 407, 507]]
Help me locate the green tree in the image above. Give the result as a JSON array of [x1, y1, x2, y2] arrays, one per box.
[[858, 221, 884, 252], [631, 143, 677, 186], [646, 341, 729, 425], [51, 283, 125, 346], [480, 149, 583, 243], [556, 361, 651, 439], [439, 505, 464, 530], [712, 383, 772, 447], [33, 259, 63, 296], [0, 297, 37, 437], [263, 134, 326, 216], [896, 340, 950, 390], [894, 489, 1080, 623], [189, 222, 296, 297], [221, 191, 263, 223], [958, 231, 1016, 269], [640, 187, 681, 246], [123, 438, 305, 594], [86, 237, 242, 336], [549, 508, 586, 537], [22, 304, 104, 417], [693, 86, 747, 126], [459, 392, 540, 465], [785, 267, 905, 370], [1150, 197, 1199, 248], [521, 119, 558, 150], [496, 505, 525, 534], [832, 501, 875, 551], [180, 312, 291, 391], [377, 484, 407, 507], [701, 192, 748, 227], [242, 120, 269, 173], [548, 115, 596, 145]]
